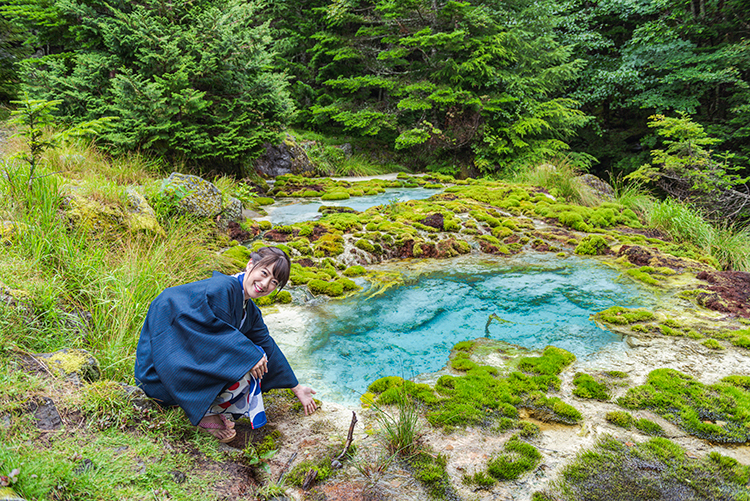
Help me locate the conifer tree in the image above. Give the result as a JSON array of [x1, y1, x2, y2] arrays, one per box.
[[14, 0, 294, 173], [305, 0, 589, 174]]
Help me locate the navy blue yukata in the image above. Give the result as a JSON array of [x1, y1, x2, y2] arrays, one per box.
[[134, 272, 298, 425]]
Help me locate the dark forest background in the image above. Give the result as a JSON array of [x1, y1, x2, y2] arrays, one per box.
[[1, 0, 749, 181]]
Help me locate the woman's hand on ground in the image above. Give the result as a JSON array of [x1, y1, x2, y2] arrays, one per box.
[[291, 384, 318, 415], [250, 355, 268, 380]]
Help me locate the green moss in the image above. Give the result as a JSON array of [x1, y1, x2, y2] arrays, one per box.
[[558, 211, 590, 232], [453, 340, 476, 352], [462, 470, 496, 487], [343, 265, 366, 277], [286, 459, 334, 486], [253, 290, 292, 306], [313, 233, 344, 256], [606, 410, 636, 428], [307, 278, 345, 297], [222, 245, 251, 270], [572, 373, 611, 400], [485, 435, 542, 481], [721, 375, 750, 390], [546, 436, 750, 501], [321, 191, 350, 201], [517, 346, 576, 375], [626, 267, 662, 286], [617, 368, 750, 443], [451, 357, 479, 371], [593, 306, 655, 325], [355, 239, 375, 253], [524, 392, 582, 424], [635, 418, 664, 436], [574, 235, 609, 255], [409, 451, 453, 499]]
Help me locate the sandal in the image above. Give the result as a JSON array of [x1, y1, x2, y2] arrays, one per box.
[[198, 414, 236, 443]]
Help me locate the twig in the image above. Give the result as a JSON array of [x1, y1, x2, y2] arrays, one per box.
[[276, 451, 297, 484], [331, 411, 358, 469], [301, 469, 318, 491]]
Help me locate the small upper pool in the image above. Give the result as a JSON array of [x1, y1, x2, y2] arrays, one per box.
[[263, 186, 443, 225], [265, 253, 653, 405]]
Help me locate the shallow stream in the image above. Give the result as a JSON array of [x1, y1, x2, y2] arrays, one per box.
[[265, 253, 656, 405], [262, 186, 442, 225]]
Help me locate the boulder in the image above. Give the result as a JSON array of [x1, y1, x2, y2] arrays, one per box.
[[61, 193, 126, 234], [254, 134, 315, 177], [575, 174, 616, 202], [163, 172, 224, 218]]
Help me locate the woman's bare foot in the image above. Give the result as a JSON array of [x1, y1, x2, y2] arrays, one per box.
[[198, 414, 236, 443]]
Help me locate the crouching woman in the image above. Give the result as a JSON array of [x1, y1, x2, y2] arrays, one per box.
[[134, 246, 316, 443]]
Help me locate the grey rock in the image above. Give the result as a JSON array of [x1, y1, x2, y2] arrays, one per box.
[[575, 174, 616, 202], [340, 143, 353, 158], [164, 173, 224, 218], [254, 134, 315, 177], [121, 384, 157, 411], [29, 397, 62, 430]]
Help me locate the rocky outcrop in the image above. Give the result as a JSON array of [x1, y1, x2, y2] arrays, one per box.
[[575, 173, 616, 202], [253, 134, 315, 177]]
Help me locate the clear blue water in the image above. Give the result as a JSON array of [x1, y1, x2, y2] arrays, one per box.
[[267, 253, 652, 405], [264, 187, 442, 225]]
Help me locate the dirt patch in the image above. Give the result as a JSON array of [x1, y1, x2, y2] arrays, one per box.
[[226, 220, 259, 242], [695, 270, 750, 318], [617, 245, 706, 272], [419, 213, 444, 230], [616, 226, 672, 241]]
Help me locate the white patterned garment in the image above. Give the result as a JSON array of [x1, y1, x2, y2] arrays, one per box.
[[205, 369, 267, 429]]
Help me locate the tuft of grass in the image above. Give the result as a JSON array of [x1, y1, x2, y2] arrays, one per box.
[[371, 388, 423, 457], [512, 161, 600, 206]]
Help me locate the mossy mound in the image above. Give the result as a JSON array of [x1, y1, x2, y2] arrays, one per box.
[[572, 373, 611, 400], [605, 411, 664, 436], [593, 306, 655, 326], [517, 346, 576, 375], [367, 343, 582, 429], [617, 368, 750, 443], [535, 436, 750, 501]]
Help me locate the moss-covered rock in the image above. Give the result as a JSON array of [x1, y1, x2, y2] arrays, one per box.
[[37, 348, 100, 382]]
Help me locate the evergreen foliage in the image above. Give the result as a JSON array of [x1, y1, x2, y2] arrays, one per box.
[[304, 0, 589, 174], [13, 0, 294, 173]]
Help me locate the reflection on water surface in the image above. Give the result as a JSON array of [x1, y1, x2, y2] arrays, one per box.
[[265, 253, 652, 406]]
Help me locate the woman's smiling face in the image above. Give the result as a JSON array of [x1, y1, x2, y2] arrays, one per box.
[[243, 260, 279, 299]]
